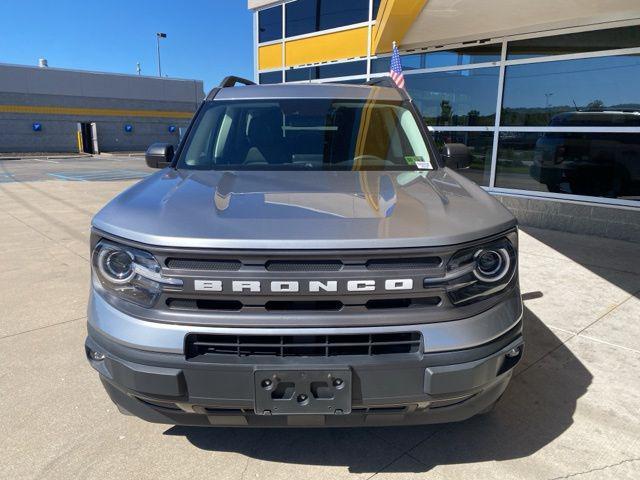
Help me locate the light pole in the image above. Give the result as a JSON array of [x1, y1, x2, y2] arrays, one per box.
[[544, 92, 554, 109], [156, 32, 167, 77]]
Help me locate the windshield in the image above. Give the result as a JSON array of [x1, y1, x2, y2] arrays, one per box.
[[177, 98, 434, 171]]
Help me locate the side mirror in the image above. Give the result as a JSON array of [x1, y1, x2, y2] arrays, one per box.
[[145, 143, 174, 169], [441, 143, 471, 169]]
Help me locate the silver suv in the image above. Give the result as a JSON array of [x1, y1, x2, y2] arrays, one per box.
[[85, 76, 523, 427]]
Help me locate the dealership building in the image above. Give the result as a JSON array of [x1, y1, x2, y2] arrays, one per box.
[[248, 0, 640, 240], [0, 62, 204, 154]]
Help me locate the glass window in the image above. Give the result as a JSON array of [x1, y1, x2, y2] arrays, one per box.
[[507, 26, 640, 60], [406, 67, 500, 127], [424, 44, 502, 68], [259, 71, 282, 84], [318, 60, 367, 79], [495, 131, 640, 201], [318, 0, 370, 30], [378, 53, 424, 71], [178, 99, 435, 171], [286, 0, 370, 37], [258, 5, 282, 43], [372, 0, 382, 19], [286, 61, 367, 82], [370, 44, 501, 74], [286, 66, 316, 82], [501, 54, 640, 126], [432, 131, 494, 186], [286, 0, 316, 37]]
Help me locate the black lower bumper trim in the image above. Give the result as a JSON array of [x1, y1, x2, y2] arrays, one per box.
[[101, 373, 512, 427], [86, 321, 523, 427]]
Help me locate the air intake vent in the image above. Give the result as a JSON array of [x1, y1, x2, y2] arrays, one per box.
[[366, 257, 441, 270], [165, 258, 241, 271], [265, 260, 343, 271], [366, 296, 441, 309], [167, 299, 242, 311], [185, 332, 422, 358], [265, 300, 343, 311]]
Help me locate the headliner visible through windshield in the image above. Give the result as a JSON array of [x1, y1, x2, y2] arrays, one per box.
[[177, 98, 434, 171]]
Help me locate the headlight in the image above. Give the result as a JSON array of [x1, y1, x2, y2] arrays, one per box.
[[98, 249, 135, 284], [442, 235, 517, 306], [92, 240, 182, 308], [474, 248, 510, 282]]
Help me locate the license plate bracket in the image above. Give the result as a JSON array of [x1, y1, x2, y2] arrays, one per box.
[[254, 368, 352, 416]]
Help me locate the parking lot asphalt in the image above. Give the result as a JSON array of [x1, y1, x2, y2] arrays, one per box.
[[0, 155, 639, 480], [0, 153, 151, 183]]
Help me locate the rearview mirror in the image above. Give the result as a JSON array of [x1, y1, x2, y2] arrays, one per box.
[[441, 143, 471, 169], [145, 143, 174, 169]]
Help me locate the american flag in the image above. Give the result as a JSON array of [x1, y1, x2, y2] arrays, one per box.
[[389, 41, 405, 89]]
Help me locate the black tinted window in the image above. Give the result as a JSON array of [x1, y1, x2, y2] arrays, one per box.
[[495, 131, 640, 201], [259, 71, 282, 84], [178, 99, 434, 171], [286, 0, 370, 37], [318, 61, 366, 78], [372, 0, 382, 19], [286, 0, 316, 37], [286, 61, 366, 82], [507, 26, 640, 60], [501, 54, 640, 126], [286, 66, 315, 82], [258, 5, 282, 43], [318, 0, 370, 30]]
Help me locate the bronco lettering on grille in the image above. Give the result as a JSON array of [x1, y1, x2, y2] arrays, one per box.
[[193, 279, 414, 293]]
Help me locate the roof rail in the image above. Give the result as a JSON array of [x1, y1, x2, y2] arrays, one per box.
[[366, 76, 411, 100], [365, 76, 398, 88], [218, 76, 256, 88], [205, 76, 257, 101]]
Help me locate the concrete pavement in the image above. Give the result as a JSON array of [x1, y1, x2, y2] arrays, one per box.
[[0, 156, 639, 479]]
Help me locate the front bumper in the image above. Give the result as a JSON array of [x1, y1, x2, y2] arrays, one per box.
[[86, 295, 524, 427]]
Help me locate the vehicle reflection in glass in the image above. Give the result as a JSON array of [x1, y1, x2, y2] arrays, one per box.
[[529, 110, 640, 199]]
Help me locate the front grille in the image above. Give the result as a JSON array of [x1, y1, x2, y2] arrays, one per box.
[[164, 255, 441, 273], [167, 296, 441, 312], [265, 260, 343, 272], [366, 257, 441, 270], [185, 332, 422, 358], [144, 240, 514, 321], [166, 258, 241, 271]]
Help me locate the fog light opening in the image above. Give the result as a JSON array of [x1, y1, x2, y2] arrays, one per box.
[[505, 347, 521, 358], [89, 349, 106, 361]]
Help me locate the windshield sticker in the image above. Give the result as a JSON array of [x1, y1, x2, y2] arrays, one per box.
[[405, 156, 431, 169]]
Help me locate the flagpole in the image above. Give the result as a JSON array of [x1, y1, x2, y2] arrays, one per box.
[[389, 40, 405, 89]]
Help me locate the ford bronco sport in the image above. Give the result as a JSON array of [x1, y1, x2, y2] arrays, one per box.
[[85, 76, 523, 427]]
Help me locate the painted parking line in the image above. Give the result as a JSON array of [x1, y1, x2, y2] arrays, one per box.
[[48, 170, 150, 181], [32, 158, 60, 164], [0, 173, 16, 183]]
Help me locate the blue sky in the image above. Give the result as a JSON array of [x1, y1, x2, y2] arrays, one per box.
[[0, 0, 254, 91]]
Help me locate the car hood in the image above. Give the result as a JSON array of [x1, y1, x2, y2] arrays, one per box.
[[92, 168, 516, 249]]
